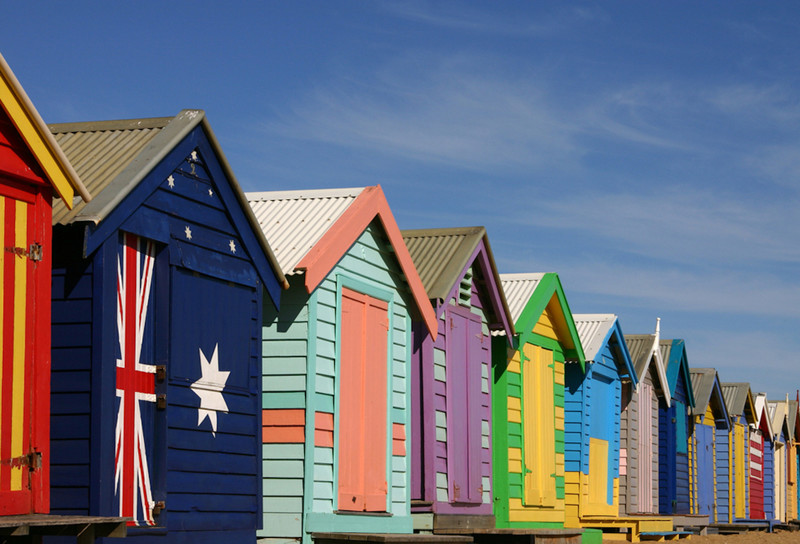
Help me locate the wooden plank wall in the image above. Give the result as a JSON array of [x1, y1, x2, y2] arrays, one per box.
[[50, 226, 94, 516]]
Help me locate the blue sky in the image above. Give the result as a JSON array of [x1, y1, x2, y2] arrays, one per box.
[[3, 2, 799, 399]]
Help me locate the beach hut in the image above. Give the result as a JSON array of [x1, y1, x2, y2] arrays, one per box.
[[0, 53, 90, 517], [768, 399, 791, 522], [720, 383, 757, 522], [621, 323, 671, 516], [687, 368, 730, 522], [49, 110, 286, 542], [247, 187, 438, 543], [658, 339, 695, 516], [400, 227, 514, 531], [491, 273, 585, 529], [750, 394, 773, 520], [786, 400, 800, 521], [563, 314, 637, 526]]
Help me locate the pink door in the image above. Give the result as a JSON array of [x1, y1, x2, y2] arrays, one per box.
[[338, 288, 389, 512]]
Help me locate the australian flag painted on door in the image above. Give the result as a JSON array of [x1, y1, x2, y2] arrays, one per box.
[[49, 110, 285, 543]]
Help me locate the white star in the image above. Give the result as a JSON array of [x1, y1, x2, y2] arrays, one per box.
[[167, 175, 175, 188], [191, 151, 198, 161], [191, 343, 229, 436], [184, 226, 192, 240], [229, 240, 236, 253], [208, 189, 214, 197]]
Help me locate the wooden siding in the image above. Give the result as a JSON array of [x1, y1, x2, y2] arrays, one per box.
[[50, 226, 93, 516], [411, 271, 493, 515], [0, 109, 53, 515], [764, 439, 775, 520], [564, 343, 623, 524], [750, 429, 764, 519], [262, 222, 415, 542], [659, 368, 690, 515], [50, 134, 267, 541], [716, 427, 732, 522], [620, 366, 659, 515], [492, 308, 568, 528]]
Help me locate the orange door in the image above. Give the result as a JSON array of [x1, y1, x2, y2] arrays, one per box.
[[338, 288, 389, 512]]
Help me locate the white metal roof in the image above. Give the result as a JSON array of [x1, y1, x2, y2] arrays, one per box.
[[572, 314, 616, 361], [246, 187, 365, 273], [498, 273, 546, 324]]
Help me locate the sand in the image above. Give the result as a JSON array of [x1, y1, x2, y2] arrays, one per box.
[[664, 531, 800, 544]]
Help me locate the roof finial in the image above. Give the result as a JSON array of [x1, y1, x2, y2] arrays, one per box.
[[654, 317, 661, 343]]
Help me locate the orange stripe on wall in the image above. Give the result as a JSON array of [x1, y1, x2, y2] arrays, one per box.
[[315, 412, 334, 448], [262, 409, 305, 444], [393, 423, 406, 456]]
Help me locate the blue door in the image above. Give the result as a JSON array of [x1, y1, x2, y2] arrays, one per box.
[[696, 424, 714, 516]]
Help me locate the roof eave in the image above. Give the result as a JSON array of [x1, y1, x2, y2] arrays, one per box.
[[0, 53, 91, 206]]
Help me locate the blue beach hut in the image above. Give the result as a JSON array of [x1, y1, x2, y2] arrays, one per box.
[[658, 339, 695, 515], [564, 314, 637, 525], [49, 110, 285, 542]]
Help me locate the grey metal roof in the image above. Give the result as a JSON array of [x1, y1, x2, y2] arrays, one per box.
[[246, 187, 364, 273], [659, 340, 673, 370], [49, 110, 286, 289], [498, 273, 545, 324], [790, 400, 799, 436], [624, 334, 656, 379], [572, 314, 616, 361], [690, 368, 719, 417], [721, 382, 751, 416], [401, 226, 486, 300], [50, 116, 172, 225]]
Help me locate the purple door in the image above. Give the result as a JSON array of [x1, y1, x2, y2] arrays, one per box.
[[696, 424, 714, 516], [445, 306, 483, 504]]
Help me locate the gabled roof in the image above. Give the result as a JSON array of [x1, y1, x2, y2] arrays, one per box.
[[401, 226, 514, 338], [690, 368, 730, 429], [721, 382, 757, 425], [754, 393, 774, 440], [49, 110, 287, 304], [767, 399, 791, 442], [572, 313, 637, 384], [790, 398, 800, 441], [661, 339, 696, 408], [0, 53, 90, 206], [623, 319, 670, 406], [247, 186, 438, 338], [498, 272, 585, 369]]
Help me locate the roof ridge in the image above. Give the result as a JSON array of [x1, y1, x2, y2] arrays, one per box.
[[49, 116, 175, 133]]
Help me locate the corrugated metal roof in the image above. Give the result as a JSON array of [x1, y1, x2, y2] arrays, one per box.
[[401, 227, 485, 300], [50, 116, 172, 225], [690, 368, 717, 416], [768, 400, 788, 438], [625, 334, 656, 378], [721, 382, 750, 416], [659, 340, 673, 371], [572, 314, 616, 361], [499, 273, 545, 324], [246, 188, 364, 273]]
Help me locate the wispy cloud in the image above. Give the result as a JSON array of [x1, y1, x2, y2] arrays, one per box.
[[379, 2, 606, 37]]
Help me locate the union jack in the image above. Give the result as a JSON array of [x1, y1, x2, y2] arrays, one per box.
[[114, 233, 157, 526]]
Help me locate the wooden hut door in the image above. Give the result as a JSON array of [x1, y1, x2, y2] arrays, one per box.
[[750, 430, 764, 519], [695, 424, 714, 516], [637, 382, 653, 513], [775, 442, 785, 521], [0, 186, 46, 515], [338, 288, 389, 512], [734, 422, 746, 519], [521, 344, 556, 507], [445, 307, 483, 504]]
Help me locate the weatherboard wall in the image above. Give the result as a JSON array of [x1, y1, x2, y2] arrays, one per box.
[[0, 102, 56, 515], [563, 329, 625, 524], [619, 366, 660, 515], [260, 221, 415, 543], [49, 130, 274, 542], [659, 342, 692, 515], [410, 263, 494, 517], [491, 306, 569, 527]]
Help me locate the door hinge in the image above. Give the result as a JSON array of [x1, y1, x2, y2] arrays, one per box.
[[152, 501, 166, 516], [4, 243, 42, 262], [1, 451, 42, 470], [157, 394, 167, 410]]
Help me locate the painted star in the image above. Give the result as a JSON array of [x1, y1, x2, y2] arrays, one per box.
[[167, 175, 175, 188], [229, 240, 236, 253], [184, 226, 192, 240], [191, 151, 198, 161], [191, 343, 230, 436], [208, 189, 214, 197]]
